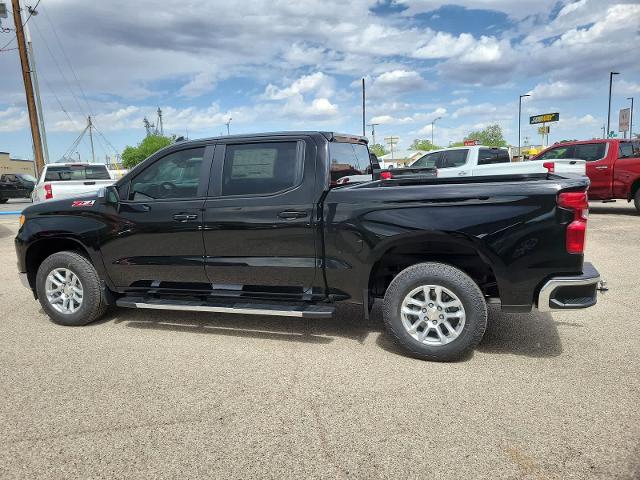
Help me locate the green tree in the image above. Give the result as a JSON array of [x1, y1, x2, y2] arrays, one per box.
[[369, 144, 388, 157], [463, 124, 507, 147], [121, 135, 172, 169], [409, 139, 441, 151]]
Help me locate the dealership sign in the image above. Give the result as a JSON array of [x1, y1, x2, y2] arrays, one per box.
[[619, 108, 630, 133], [530, 113, 560, 125], [463, 139, 480, 146]]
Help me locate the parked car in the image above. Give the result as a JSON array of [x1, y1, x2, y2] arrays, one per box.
[[532, 139, 640, 211], [0, 173, 36, 203], [390, 146, 585, 179], [16, 131, 603, 361], [31, 163, 115, 204]]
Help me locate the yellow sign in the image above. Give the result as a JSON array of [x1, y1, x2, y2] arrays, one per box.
[[530, 113, 559, 124], [538, 126, 550, 135]]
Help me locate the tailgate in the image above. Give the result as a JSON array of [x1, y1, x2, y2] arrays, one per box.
[[36, 179, 114, 202]]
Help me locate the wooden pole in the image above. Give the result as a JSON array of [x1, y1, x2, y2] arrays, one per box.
[[12, 0, 45, 175]]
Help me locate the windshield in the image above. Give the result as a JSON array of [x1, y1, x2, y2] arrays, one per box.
[[44, 165, 111, 181]]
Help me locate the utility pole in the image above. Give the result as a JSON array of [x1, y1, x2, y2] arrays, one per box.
[[601, 124, 606, 139], [367, 123, 380, 145], [384, 136, 399, 162], [431, 117, 441, 146], [24, 21, 49, 164], [361, 78, 366, 137], [157, 107, 164, 136], [225, 117, 232, 135], [87, 116, 95, 163], [518, 94, 530, 160], [628, 97, 634, 139], [607, 71, 619, 138], [12, 0, 45, 175]]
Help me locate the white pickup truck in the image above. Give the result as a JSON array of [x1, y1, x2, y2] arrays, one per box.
[[32, 163, 115, 204], [405, 146, 586, 178]]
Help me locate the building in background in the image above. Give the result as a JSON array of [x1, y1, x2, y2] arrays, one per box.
[[0, 152, 36, 176], [379, 150, 427, 168]]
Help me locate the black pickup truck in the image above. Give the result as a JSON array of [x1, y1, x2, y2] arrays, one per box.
[[15, 131, 603, 361]]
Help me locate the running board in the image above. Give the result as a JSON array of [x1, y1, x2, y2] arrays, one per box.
[[116, 296, 335, 318]]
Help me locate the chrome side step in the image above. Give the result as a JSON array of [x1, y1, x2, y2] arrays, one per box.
[[116, 296, 335, 318]]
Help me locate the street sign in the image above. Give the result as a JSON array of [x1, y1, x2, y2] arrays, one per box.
[[538, 126, 550, 135], [619, 108, 630, 133], [530, 112, 560, 125], [608, 131, 617, 138], [463, 139, 480, 146]]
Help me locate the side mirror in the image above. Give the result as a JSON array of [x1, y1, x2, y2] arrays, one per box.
[[97, 185, 119, 205]]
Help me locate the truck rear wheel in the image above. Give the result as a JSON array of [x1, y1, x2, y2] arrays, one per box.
[[382, 262, 487, 361], [35, 251, 108, 326], [634, 189, 640, 213]]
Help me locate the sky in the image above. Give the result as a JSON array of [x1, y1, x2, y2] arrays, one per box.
[[0, 0, 639, 162]]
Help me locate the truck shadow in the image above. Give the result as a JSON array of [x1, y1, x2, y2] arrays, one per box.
[[116, 303, 562, 359], [589, 205, 638, 217]]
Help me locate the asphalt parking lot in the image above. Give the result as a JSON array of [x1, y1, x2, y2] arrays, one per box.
[[0, 202, 638, 479]]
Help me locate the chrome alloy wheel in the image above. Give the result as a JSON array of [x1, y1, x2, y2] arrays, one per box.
[[400, 285, 466, 346], [45, 268, 83, 314]]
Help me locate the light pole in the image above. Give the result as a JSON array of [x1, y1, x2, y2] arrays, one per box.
[[607, 72, 620, 137], [518, 94, 530, 160], [628, 97, 634, 138], [225, 117, 232, 135], [431, 116, 441, 146]]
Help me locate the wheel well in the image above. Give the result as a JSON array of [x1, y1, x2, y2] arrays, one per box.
[[368, 240, 499, 300], [25, 239, 90, 290]]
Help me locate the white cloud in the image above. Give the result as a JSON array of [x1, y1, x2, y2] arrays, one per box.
[[179, 71, 218, 98], [450, 97, 468, 106], [263, 72, 335, 100], [414, 32, 476, 59], [0, 107, 28, 132], [370, 70, 428, 97], [527, 81, 585, 101]]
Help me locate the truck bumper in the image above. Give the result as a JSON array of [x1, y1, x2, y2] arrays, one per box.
[[537, 262, 603, 312]]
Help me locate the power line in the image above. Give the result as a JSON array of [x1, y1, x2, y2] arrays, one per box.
[[40, 4, 93, 116], [31, 16, 88, 118], [0, 0, 40, 51]]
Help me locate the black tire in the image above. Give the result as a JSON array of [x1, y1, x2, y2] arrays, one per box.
[[634, 189, 640, 213], [35, 251, 108, 326], [382, 262, 487, 362], [0, 198, 8, 204]]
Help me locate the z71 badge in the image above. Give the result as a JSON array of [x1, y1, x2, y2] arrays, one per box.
[[71, 200, 95, 207]]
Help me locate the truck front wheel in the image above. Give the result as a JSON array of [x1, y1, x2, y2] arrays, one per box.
[[382, 262, 488, 361], [35, 251, 108, 326], [634, 189, 640, 213]]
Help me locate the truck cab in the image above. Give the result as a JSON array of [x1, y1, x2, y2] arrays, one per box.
[[534, 139, 640, 209]]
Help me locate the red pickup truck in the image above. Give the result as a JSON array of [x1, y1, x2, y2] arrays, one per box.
[[533, 139, 640, 211]]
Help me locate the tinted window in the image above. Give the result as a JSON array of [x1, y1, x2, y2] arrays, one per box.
[[222, 142, 300, 196], [619, 143, 634, 158], [440, 149, 468, 168], [17, 174, 36, 182], [329, 142, 371, 185], [44, 165, 111, 181], [411, 152, 439, 168], [129, 147, 204, 200], [538, 146, 573, 160], [478, 148, 510, 165], [3, 174, 17, 182], [573, 143, 606, 162]]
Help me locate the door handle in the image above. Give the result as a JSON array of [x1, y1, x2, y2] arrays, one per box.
[[595, 166, 609, 170], [278, 211, 308, 220], [458, 171, 468, 176], [173, 213, 198, 222]]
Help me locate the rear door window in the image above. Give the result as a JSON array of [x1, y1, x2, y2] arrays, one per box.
[[478, 148, 510, 165], [619, 143, 634, 158], [329, 142, 371, 185], [222, 142, 301, 196], [439, 149, 468, 168], [573, 143, 607, 162], [44, 165, 111, 181]]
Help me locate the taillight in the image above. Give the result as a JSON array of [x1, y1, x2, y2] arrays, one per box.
[[558, 191, 588, 254], [44, 183, 53, 200], [543, 162, 555, 173], [380, 171, 393, 180]]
